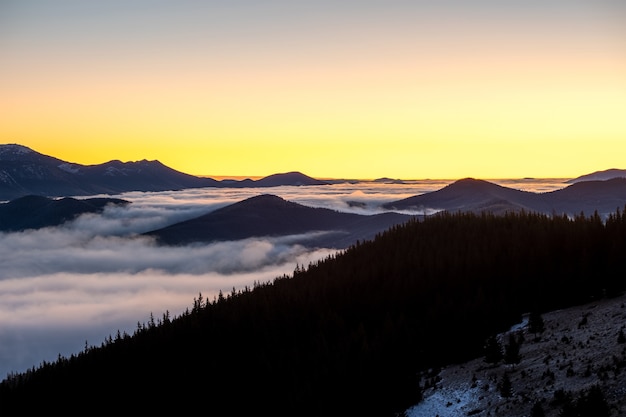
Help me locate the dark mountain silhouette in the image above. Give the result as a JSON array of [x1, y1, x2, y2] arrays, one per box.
[[146, 194, 413, 248], [0, 195, 129, 232], [566, 168, 626, 183], [383, 178, 539, 214], [0, 144, 220, 200], [540, 177, 626, 216], [215, 172, 328, 188], [0, 144, 93, 199], [372, 177, 407, 184], [248, 171, 328, 187], [71, 159, 221, 193], [0, 144, 328, 200], [383, 177, 626, 217]]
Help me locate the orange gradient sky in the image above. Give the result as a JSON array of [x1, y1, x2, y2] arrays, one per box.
[[1, 1, 625, 179]]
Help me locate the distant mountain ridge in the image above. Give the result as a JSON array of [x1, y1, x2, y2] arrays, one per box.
[[0, 144, 328, 200], [384, 178, 537, 214], [216, 171, 328, 188], [146, 194, 413, 249], [383, 177, 626, 217], [0, 195, 129, 232], [566, 168, 626, 183], [146, 175, 626, 249]]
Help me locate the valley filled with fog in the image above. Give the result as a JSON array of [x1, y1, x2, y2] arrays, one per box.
[[0, 179, 568, 379]]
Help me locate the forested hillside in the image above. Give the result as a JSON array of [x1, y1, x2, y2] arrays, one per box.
[[2, 209, 626, 416]]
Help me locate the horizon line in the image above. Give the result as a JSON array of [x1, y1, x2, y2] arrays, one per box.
[[201, 174, 575, 182]]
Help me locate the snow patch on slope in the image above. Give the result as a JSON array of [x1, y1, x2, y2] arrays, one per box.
[[407, 381, 483, 417], [58, 163, 81, 174], [0, 144, 33, 159], [405, 294, 626, 417], [0, 171, 17, 185]]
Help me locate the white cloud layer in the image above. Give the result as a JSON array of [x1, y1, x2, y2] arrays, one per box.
[[0, 180, 567, 378]]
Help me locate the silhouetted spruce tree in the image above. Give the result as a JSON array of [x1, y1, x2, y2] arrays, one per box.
[[530, 401, 545, 417], [484, 335, 503, 364], [504, 333, 522, 364], [498, 373, 512, 398], [560, 399, 577, 417], [528, 311, 545, 337], [575, 385, 610, 417]]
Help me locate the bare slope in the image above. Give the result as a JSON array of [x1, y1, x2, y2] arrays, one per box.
[[406, 293, 626, 417]]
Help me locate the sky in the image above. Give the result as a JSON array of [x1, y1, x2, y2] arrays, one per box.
[[1, 0, 625, 179]]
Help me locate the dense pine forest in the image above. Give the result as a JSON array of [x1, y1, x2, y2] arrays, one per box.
[[2, 208, 626, 416]]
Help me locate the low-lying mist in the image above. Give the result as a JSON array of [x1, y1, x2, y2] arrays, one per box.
[[0, 180, 567, 379]]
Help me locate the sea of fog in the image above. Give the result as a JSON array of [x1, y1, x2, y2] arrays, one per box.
[[0, 178, 568, 379]]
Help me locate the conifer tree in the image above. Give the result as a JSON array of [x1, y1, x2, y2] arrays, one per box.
[[484, 335, 503, 364], [576, 385, 610, 417], [530, 401, 545, 417], [498, 373, 512, 398], [528, 311, 545, 337], [504, 333, 522, 364]]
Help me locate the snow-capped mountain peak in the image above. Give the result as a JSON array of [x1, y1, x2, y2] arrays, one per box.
[[0, 144, 35, 160]]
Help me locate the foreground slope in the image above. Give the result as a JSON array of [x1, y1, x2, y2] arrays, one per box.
[[407, 293, 626, 417], [146, 194, 413, 249], [2, 209, 626, 416]]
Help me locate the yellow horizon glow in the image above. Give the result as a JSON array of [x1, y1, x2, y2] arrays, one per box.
[[2, 2, 625, 180], [4, 71, 624, 180]]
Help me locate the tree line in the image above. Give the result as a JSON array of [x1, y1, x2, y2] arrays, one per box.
[[1, 208, 626, 415]]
